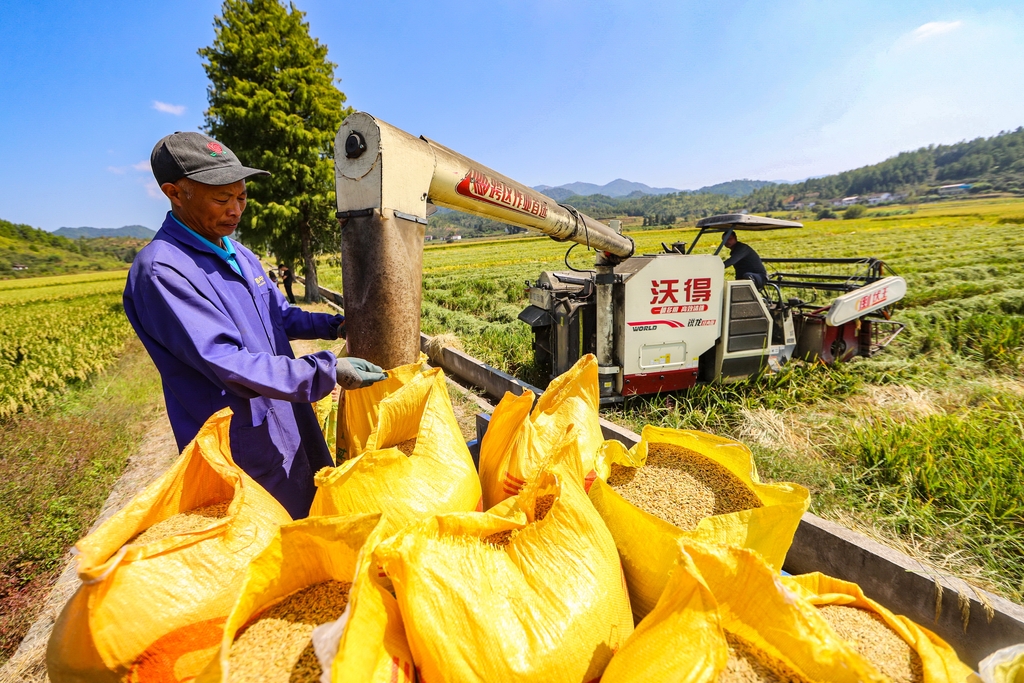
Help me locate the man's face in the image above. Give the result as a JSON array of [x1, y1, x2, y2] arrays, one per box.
[[725, 233, 737, 248], [161, 178, 247, 243]]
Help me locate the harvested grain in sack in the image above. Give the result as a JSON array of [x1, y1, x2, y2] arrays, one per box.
[[589, 424, 809, 621], [783, 572, 973, 683], [601, 540, 884, 683], [691, 540, 885, 683], [47, 408, 291, 683], [478, 353, 607, 509], [196, 513, 414, 683], [310, 366, 481, 535], [336, 356, 427, 461], [375, 436, 634, 683]]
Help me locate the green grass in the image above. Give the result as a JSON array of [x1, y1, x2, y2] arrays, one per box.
[[0, 338, 163, 663], [320, 196, 1024, 602]]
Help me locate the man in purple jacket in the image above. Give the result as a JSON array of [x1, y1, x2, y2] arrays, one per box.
[[124, 132, 386, 518]]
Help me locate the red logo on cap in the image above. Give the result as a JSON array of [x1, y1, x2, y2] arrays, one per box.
[[207, 142, 223, 154]]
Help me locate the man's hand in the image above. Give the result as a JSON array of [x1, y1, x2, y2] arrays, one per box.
[[336, 357, 387, 390]]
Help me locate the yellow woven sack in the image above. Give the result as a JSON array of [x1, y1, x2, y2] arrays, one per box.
[[314, 388, 340, 460], [600, 543, 726, 683], [981, 645, 1024, 683], [375, 435, 634, 683], [311, 366, 482, 534], [589, 424, 809, 621], [784, 572, 974, 683], [196, 513, 414, 683], [604, 540, 885, 682], [47, 408, 291, 683], [478, 353, 605, 509], [337, 356, 427, 460]]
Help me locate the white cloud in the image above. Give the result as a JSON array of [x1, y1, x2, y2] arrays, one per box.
[[910, 20, 963, 42], [145, 180, 164, 199], [152, 100, 186, 115], [132, 160, 151, 172], [106, 166, 126, 174]]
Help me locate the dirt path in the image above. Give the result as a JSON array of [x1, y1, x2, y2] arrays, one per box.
[[0, 413, 179, 683]]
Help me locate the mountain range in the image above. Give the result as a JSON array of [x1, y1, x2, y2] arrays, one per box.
[[53, 225, 156, 239], [533, 178, 778, 201], [533, 179, 681, 201]]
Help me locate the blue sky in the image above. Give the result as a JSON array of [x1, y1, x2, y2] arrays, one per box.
[[1, 0, 1022, 231]]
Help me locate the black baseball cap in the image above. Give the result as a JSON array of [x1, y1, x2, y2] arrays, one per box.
[[150, 131, 270, 186]]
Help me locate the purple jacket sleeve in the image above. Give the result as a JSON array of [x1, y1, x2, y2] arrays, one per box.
[[142, 262, 338, 402], [268, 278, 343, 340]]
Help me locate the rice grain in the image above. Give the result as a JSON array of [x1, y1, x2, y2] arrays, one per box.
[[608, 443, 761, 530], [228, 580, 352, 683], [130, 501, 230, 545], [718, 632, 809, 683], [394, 438, 417, 456], [818, 605, 923, 683]]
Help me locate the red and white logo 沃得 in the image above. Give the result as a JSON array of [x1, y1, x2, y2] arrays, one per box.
[[456, 169, 549, 218], [207, 141, 224, 154]]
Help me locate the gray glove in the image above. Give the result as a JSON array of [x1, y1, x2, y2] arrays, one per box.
[[336, 357, 387, 390]]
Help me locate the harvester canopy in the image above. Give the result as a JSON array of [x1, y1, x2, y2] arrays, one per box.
[[682, 213, 803, 255]]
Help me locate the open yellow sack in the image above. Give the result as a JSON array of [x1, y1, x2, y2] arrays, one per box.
[[311, 366, 482, 535], [47, 408, 291, 683], [600, 542, 726, 683], [478, 353, 606, 509], [196, 513, 414, 683], [981, 645, 1024, 683], [375, 434, 634, 683], [336, 356, 427, 461], [589, 424, 809, 621], [783, 572, 974, 683], [602, 540, 885, 682]]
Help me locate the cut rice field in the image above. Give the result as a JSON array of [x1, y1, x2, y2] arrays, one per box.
[[322, 197, 1024, 601]]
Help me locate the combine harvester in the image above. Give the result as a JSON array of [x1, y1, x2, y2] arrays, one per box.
[[332, 112, 1024, 666], [519, 213, 907, 398]]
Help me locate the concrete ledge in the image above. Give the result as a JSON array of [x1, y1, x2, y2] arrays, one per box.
[[784, 512, 1024, 667], [419, 333, 540, 401]]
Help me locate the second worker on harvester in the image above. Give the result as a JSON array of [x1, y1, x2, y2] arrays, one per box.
[[723, 230, 768, 290], [123, 132, 386, 519]]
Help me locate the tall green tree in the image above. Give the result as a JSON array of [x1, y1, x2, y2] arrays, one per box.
[[199, 0, 350, 301]]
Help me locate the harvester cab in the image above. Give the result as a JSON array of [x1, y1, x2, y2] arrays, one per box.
[[519, 214, 908, 401]]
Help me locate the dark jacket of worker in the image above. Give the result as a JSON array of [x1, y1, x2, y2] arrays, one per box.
[[724, 240, 768, 289]]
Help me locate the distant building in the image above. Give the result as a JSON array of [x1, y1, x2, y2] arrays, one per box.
[[12, 264, 28, 271], [424, 235, 434, 241], [938, 183, 971, 196], [866, 193, 892, 205], [833, 196, 860, 207]]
